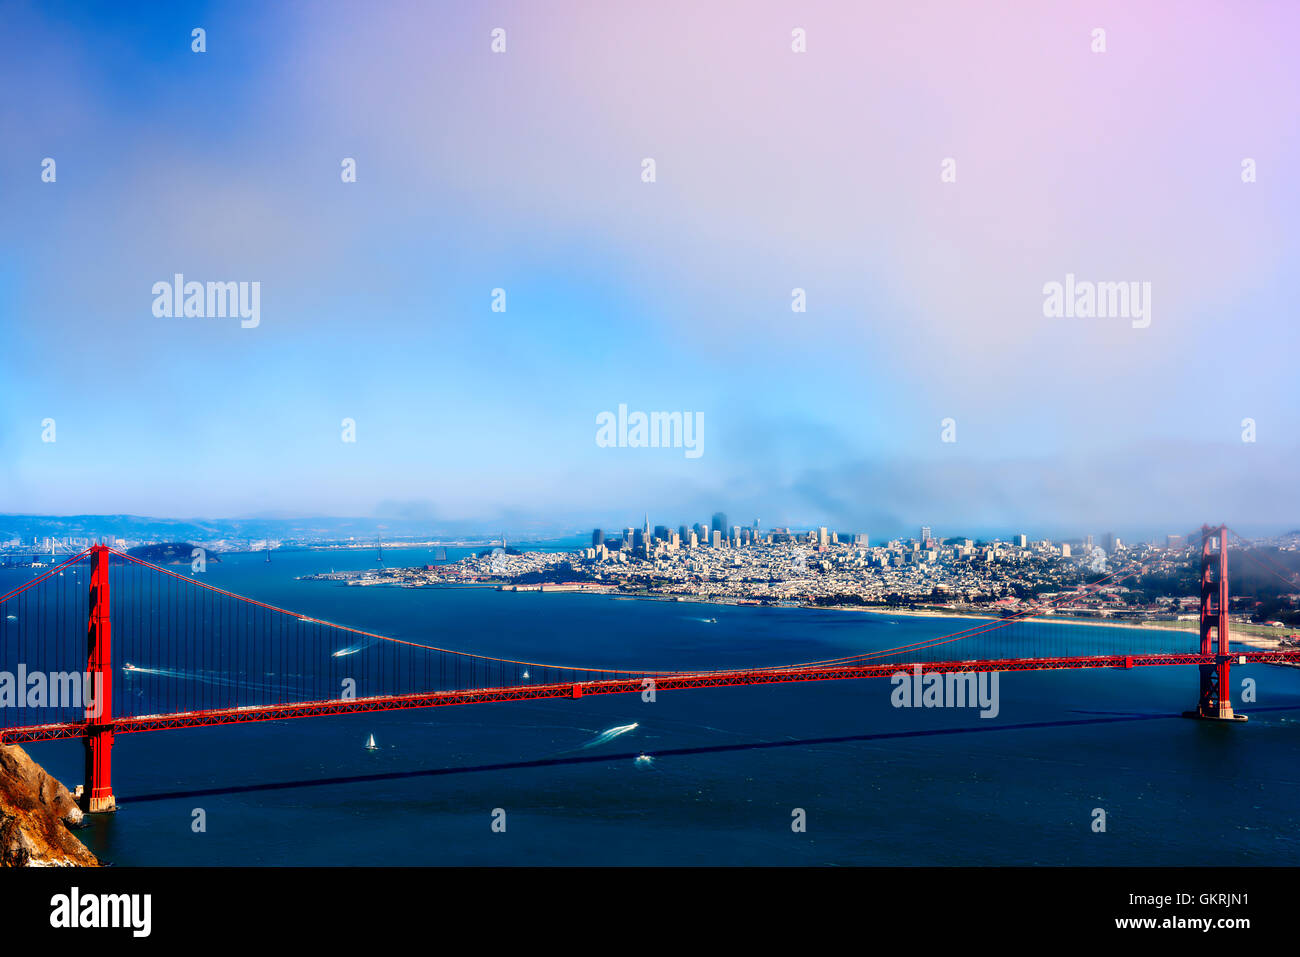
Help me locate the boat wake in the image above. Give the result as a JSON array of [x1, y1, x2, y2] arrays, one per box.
[[331, 637, 378, 658], [578, 722, 639, 750], [122, 663, 293, 696]]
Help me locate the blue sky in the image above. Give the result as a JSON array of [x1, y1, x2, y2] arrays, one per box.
[[1, 1, 1297, 540]]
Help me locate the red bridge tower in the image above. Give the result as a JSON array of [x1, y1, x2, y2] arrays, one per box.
[[1184, 524, 1247, 722], [78, 544, 116, 812]]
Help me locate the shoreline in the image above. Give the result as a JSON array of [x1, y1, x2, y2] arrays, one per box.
[[827, 603, 1193, 632], [583, 590, 1293, 651], [302, 570, 1294, 652], [823, 604, 1289, 651]]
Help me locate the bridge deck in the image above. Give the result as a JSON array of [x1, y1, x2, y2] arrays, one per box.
[[5, 650, 1298, 744]]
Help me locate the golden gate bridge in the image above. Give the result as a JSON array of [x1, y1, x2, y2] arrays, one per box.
[[1, 524, 1297, 814]]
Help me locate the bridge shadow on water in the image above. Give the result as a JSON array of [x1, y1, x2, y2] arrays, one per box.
[[125, 704, 1300, 804]]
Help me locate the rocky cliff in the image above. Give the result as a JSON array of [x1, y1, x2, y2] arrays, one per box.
[[0, 744, 99, 866]]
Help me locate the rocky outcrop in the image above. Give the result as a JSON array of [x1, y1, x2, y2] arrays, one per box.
[[0, 744, 98, 866]]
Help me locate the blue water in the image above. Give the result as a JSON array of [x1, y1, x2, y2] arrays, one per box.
[[12, 548, 1300, 865]]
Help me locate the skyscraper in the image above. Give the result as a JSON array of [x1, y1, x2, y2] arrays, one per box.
[[920, 526, 932, 543], [591, 528, 603, 548], [711, 512, 728, 535]]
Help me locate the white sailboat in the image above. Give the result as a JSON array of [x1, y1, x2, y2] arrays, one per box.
[[364, 734, 378, 751]]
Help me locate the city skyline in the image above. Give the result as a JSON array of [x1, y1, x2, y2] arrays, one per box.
[[1, 506, 1284, 554]]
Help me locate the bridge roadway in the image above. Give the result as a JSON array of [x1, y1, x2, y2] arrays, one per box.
[[4, 649, 1299, 745]]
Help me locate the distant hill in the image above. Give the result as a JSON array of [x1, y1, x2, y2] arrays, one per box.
[[125, 542, 220, 565], [0, 513, 578, 543]]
